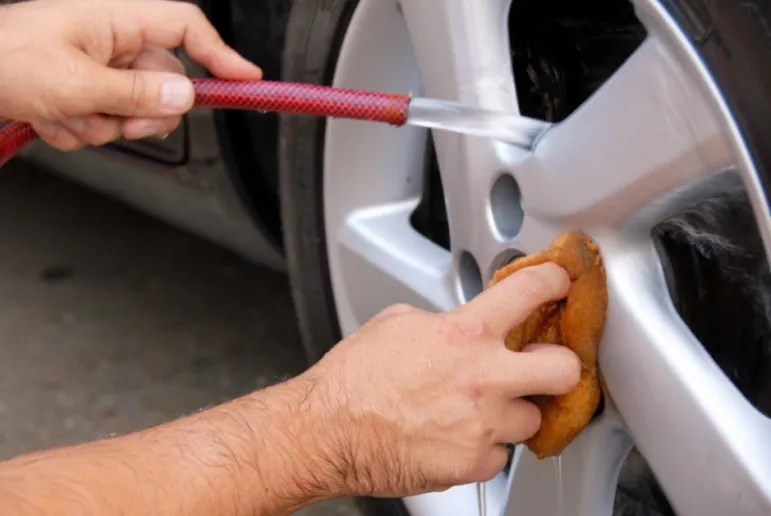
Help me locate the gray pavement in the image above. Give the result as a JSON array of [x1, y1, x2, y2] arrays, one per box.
[[0, 160, 357, 515]]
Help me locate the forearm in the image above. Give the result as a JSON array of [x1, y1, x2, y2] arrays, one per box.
[[0, 375, 347, 516]]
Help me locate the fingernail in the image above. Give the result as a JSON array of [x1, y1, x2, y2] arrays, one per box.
[[62, 117, 85, 133], [161, 76, 194, 110], [131, 119, 162, 139]]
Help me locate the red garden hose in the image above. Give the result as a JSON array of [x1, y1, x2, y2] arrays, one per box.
[[0, 78, 411, 166]]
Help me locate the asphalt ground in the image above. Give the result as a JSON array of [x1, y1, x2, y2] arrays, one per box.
[[0, 159, 358, 515]]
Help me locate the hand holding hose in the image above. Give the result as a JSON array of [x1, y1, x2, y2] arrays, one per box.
[[0, 0, 262, 151]]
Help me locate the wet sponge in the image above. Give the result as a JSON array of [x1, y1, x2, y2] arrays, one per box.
[[487, 231, 608, 459]]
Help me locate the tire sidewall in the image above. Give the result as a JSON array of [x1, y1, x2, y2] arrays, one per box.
[[279, 0, 351, 363], [279, 1, 409, 514], [664, 0, 771, 208]]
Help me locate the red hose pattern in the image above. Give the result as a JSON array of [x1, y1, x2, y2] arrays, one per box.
[[0, 121, 37, 166], [0, 79, 412, 166], [192, 79, 410, 126]]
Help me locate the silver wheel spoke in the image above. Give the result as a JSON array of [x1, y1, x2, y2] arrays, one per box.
[[435, 139, 525, 284], [404, 475, 510, 516], [399, 0, 518, 111], [400, 0, 527, 279], [517, 35, 734, 229], [336, 201, 456, 330], [505, 413, 633, 516], [599, 236, 771, 515]]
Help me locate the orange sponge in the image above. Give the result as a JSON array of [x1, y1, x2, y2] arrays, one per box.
[[487, 231, 608, 459]]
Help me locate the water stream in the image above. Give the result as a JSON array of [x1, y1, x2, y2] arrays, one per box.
[[553, 454, 566, 516], [474, 454, 565, 516], [476, 481, 487, 516], [406, 97, 549, 150]]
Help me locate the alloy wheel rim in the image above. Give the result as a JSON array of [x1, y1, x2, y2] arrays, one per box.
[[322, 0, 771, 515]]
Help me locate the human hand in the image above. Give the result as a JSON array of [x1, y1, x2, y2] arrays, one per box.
[[304, 263, 582, 497], [0, 0, 261, 150]]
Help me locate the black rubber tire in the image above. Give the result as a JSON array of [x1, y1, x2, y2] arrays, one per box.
[[278, 0, 350, 364], [277, 1, 771, 515], [662, 0, 771, 205]]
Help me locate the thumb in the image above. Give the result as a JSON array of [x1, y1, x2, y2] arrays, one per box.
[[87, 67, 195, 118]]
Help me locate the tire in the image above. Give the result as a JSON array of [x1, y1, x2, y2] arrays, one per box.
[[278, 1, 771, 515], [278, 0, 351, 365], [278, 1, 407, 514], [674, 0, 771, 205]]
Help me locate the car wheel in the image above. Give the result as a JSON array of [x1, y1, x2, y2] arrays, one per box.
[[279, 0, 771, 515]]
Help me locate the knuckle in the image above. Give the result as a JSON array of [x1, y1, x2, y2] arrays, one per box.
[[437, 314, 489, 345], [373, 303, 414, 321], [124, 71, 146, 113], [179, 2, 210, 28], [459, 370, 487, 401], [170, 56, 186, 74], [182, 2, 206, 18], [469, 419, 494, 445], [514, 400, 542, 441], [87, 119, 121, 146], [65, 140, 85, 152], [158, 119, 180, 138], [487, 447, 511, 477], [476, 447, 510, 482], [458, 362, 494, 400], [462, 376, 485, 400], [79, 122, 107, 146], [553, 349, 582, 392], [37, 124, 81, 152], [384, 303, 413, 315], [52, 136, 83, 152], [89, 129, 119, 146]]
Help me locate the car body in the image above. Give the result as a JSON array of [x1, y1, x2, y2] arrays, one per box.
[[24, 0, 289, 275]]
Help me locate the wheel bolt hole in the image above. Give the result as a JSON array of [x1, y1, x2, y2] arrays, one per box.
[[490, 174, 524, 240], [458, 251, 483, 302], [489, 248, 526, 278]]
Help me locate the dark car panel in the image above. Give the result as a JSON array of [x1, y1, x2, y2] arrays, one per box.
[[23, 42, 285, 273]]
